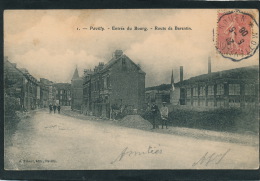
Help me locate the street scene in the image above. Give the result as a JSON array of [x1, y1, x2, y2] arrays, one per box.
[[4, 9, 259, 170], [4, 108, 258, 170]]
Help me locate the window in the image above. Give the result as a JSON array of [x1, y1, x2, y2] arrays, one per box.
[[245, 84, 255, 95], [92, 82, 95, 91], [60, 90, 63, 94], [83, 88, 87, 96], [200, 100, 206, 106], [199, 86, 205, 96], [100, 78, 104, 89], [187, 100, 191, 106], [229, 99, 240, 107], [207, 99, 214, 107], [229, 84, 240, 95], [208, 85, 214, 96], [97, 80, 100, 90], [107, 75, 111, 88], [216, 84, 224, 95], [216, 100, 224, 107], [187, 88, 191, 97], [193, 99, 198, 106], [245, 98, 255, 107], [96, 81, 98, 91], [193, 87, 198, 97], [16, 88, 21, 92], [104, 77, 107, 89]]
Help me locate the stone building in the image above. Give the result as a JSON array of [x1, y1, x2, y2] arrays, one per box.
[[39, 78, 56, 105], [71, 67, 83, 111], [4, 57, 39, 110], [171, 58, 259, 109], [54, 83, 71, 106], [83, 50, 146, 118]]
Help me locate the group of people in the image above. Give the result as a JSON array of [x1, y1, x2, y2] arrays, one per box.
[[49, 104, 61, 114], [151, 102, 169, 129]]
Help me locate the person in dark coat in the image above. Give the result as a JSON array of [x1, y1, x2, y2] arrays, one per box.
[[49, 104, 53, 113], [53, 104, 57, 114], [151, 102, 160, 129], [57, 105, 61, 114]]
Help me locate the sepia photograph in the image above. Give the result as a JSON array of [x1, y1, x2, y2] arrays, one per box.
[[3, 9, 259, 170]]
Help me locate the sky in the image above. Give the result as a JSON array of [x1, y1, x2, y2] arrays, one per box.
[[4, 9, 259, 87]]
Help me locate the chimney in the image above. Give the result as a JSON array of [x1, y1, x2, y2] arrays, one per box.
[[113, 50, 123, 59], [208, 56, 211, 74], [98, 62, 104, 70], [180, 66, 183, 82], [94, 66, 97, 73]]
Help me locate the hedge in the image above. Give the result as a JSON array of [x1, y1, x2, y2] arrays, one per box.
[[142, 106, 258, 134]]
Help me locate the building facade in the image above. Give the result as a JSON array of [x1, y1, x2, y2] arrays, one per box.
[[39, 78, 56, 105], [145, 90, 170, 106], [54, 83, 71, 106], [171, 59, 259, 109], [4, 57, 40, 111], [71, 67, 83, 111], [39, 78, 50, 108], [83, 50, 146, 118]]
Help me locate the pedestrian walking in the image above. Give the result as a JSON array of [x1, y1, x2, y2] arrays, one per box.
[[49, 104, 53, 113], [57, 105, 61, 114], [53, 104, 57, 114], [151, 102, 159, 129], [160, 102, 168, 129]]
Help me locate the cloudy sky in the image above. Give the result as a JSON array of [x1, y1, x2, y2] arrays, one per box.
[[4, 9, 259, 87]]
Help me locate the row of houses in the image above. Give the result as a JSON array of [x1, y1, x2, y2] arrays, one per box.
[[4, 57, 72, 111]]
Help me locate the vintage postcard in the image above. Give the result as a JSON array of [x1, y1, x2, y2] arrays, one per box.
[[4, 9, 259, 170]]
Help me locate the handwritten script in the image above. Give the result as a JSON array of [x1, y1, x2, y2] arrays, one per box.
[[192, 149, 231, 167], [111, 145, 162, 164]]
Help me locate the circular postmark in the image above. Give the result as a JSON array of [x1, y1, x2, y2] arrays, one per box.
[[215, 10, 259, 62]]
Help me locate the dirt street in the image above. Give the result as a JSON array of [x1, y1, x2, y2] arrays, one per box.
[[4, 109, 259, 170]]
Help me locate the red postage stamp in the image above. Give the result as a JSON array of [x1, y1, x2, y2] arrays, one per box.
[[216, 10, 259, 61]]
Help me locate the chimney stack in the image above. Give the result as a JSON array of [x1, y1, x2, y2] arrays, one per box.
[[180, 66, 183, 82], [113, 50, 123, 59], [98, 62, 104, 70], [208, 56, 211, 74]]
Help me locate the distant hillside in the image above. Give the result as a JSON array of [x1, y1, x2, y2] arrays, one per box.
[[145, 84, 171, 91]]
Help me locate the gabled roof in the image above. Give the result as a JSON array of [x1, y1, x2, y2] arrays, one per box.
[[100, 55, 121, 72], [100, 54, 145, 74], [4, 59, 39, 84]]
